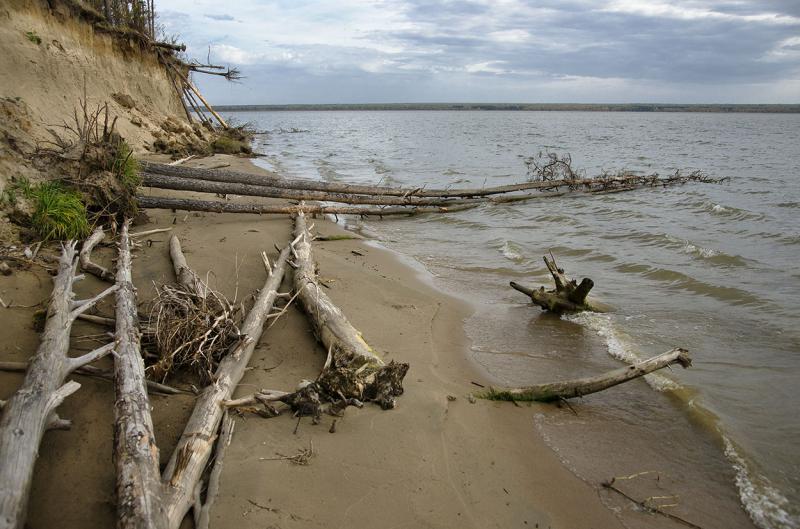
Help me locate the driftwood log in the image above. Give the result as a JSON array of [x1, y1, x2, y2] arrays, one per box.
[[511, 255, 598, 313], [113, 221, 167, 529], [290, 208, 409, 412], [137, 195, 479, 217], [484, 348, 692, 402], [142, 162, 717, 199], [0, 243, 117, 529], [142, 172, 479, 207], [159, 238, 295, 529], [168, 235, 207, 298]]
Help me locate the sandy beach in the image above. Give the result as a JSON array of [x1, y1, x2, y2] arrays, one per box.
[[0, 154, 625, 529]]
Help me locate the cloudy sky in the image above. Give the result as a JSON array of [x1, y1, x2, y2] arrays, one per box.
[[156, 0, 800, 104]]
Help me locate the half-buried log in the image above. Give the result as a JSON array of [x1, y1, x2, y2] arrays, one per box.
[[159, 236, 295, 529], [80, 227, 114, 282], [483, 348, 692, 402], [291, 207, 409, 411], [510, 254, 598, 313], [0, 243, 117, 529], [113, 221, 167, 529]]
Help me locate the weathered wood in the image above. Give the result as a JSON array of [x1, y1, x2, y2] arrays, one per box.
[[142, 172, 478, 207], [137, 195, 479, 217], [140, 161, 600, 198], [80, 227, 114, 282], [169, 235, 207, 298], [484, 348, 692, 402], [113, 220, 167, 529], [153, 41, 186, 52], [510, 255, 598, 313], [160, 239, 294, 529], [0, 362, 184, 395], [293, 208, 409, 410], [195, 412, 234, 529], [0, 243, 115, 529]]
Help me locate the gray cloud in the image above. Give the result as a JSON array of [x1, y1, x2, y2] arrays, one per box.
[[158, 0, 800, 103]]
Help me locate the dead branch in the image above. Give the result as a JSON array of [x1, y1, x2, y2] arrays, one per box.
[[482, 348, 691, 402], [194, 412, 234, 529], [80, 227, 114, 282]]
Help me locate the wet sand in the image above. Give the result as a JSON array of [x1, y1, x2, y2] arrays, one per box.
[[0, 154, 623, 528]]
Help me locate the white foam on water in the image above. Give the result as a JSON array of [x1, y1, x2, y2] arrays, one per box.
[[563, 311, 680, 391], [723, 436, 799, 529], [500, 240, 524, 261], [712, 203, 729, 213]]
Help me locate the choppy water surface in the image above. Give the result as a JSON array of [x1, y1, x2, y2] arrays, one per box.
[[230, 110, 799, 528]]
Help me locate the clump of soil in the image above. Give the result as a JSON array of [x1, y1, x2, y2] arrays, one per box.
[[150, 118, 254, 158]]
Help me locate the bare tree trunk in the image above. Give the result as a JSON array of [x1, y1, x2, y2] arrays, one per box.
[[292, 208, 409, 410], [510, 254, 598, 313], [160, 239, 295, 529], [137, 195, 478, 217], [0, 244, 116, 529], [140, 161, 582, 198], [142, 173, 478, 207], [483, 348, 692, 402], [113, 221, 167, 529]]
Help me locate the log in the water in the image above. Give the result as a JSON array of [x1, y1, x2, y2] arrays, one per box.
[[137, 195, 479, 216], [483, 348, 692, 402], [142, 162, 720, 199], [160, 237, 295, 529], [511, 254, 598, 313], [113, 221, 167, 529], [0, 244, 117, 529]]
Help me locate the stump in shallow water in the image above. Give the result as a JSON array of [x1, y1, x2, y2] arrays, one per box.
[[510, 254, 599, 313]]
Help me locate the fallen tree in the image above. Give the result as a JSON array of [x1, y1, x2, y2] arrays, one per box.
[[0, 243, 117, 529], [136, 195, 479, 217], [141, 160, 724, 199], [289, 207, 409, 413], [159, 236, 296, 529], [113, 221, 167, 529], [510, 254, 599, 313], [483, 348, 692, 402], [79, 227, 114, 282]]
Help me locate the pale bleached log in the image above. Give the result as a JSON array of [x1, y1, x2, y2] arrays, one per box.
[[160, 239, 294, 529], [80, 227, 114, 282], [510, 254, 598, 313], [292, 208, 409, 410], [0, 243, 113, 529], [195, 412, 234, 529], [142, 172, 479, 207], [113, 220, 167, 529], [140, 161, 587, 198], [137, 195, 479, 217], [484, 348, 692, 402], [168, 235, 207, 298]]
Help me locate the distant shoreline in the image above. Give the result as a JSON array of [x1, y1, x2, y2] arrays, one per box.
[[214, 103, 800, 113]]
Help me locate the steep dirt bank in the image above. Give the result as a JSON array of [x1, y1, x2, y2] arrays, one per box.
[[0, 0, 184, 157]]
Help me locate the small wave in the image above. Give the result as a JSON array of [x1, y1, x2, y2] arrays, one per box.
[[562, 312, 680, 392], [500, 240, 524, 261], [724, 437, 800, 529], [700, 200, 765, 221]]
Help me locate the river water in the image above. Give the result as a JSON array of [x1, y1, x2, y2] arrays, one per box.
[[226, 110, 799, 529]]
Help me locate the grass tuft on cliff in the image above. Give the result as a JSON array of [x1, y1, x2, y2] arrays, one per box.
[[26, 181, 90, 241]]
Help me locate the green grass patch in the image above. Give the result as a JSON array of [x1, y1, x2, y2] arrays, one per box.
[[24, 31, 42, 45], [112, 140, 141, 190], [27, 182, 90, 241]]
